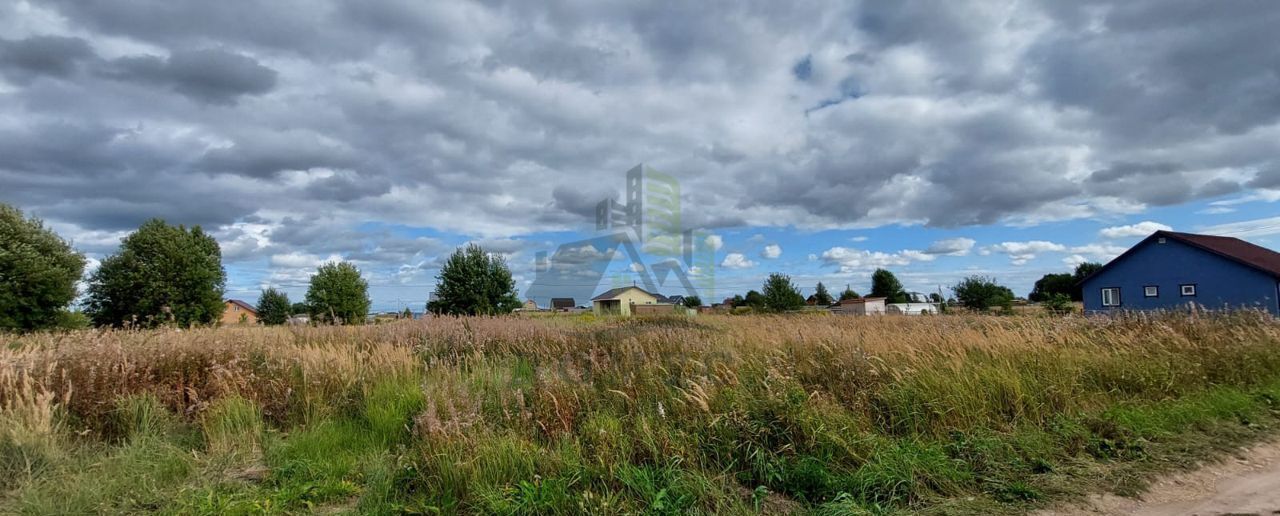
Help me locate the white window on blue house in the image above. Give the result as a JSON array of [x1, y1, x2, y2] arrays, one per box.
[[1101, 288, 1121, 307], [1144, 286, 1158, 298], [1181, 284, 1197, 296]]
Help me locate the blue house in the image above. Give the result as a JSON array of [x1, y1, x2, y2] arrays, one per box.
[[1080, 231, 1280, 315]]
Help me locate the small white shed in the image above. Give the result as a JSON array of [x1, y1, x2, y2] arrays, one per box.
[[830, 297, 887, 315]]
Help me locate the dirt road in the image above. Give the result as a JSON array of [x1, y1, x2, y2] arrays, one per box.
[[1040, 439, 1280, 515]]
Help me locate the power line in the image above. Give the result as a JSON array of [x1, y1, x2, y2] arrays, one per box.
[[1208, 223, 1280, 237]]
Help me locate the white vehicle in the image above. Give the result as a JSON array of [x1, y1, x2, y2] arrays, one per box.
[[886, 292, 941, 315]]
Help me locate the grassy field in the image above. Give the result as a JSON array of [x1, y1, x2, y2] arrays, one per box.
[[4, 312, 1280, 514]]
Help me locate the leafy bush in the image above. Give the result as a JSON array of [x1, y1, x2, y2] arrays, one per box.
[[256, 288, 291, 326], [761, 273, 805, 312], [838, 287, 860, 301], [871, 269, 909, 303], [430, 244, 520, 315], [85, 219, 225, 328], [1042, 293, 1074, 314], [0, 204, 86, 332], [953, 275, 1015, 312], [306, 261, 371, 325]]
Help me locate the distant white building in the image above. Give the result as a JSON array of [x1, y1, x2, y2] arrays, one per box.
[[829, 297, 886, 316]]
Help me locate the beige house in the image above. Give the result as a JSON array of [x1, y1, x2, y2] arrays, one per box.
[[221, 299, 259, 325], [830, 297, 886, 316], [520, 299, 539, 311], [591, 286, 669, 316]]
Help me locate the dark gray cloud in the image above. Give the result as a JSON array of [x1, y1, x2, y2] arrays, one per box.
[[100, 48, 277, 104], [303, 170, 392, 202], [0, 35, 94, 82], [1086, 162, 1193, 206], [198, 130, 356, 178], [1, 34, 277, 104], [1249, 165, 1280, 190], [42, 0, 336, 57], [551, 185, 616, 220], [2, 0, 1279, 292], [1032, 1, 1280, 139]]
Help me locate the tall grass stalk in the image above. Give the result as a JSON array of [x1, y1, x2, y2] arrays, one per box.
[[1, 312, 1278, 513]]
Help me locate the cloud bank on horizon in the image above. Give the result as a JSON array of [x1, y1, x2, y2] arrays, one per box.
[[1, 1, 1278, 307]]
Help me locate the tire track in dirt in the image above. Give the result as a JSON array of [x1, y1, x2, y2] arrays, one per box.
[[1039, 438, 1280, 516]]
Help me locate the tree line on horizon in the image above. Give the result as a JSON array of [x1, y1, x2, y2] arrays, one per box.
[[726, 262, 1104, 315], [2, 201, 1104, 332], [0, 203, 525, 331]]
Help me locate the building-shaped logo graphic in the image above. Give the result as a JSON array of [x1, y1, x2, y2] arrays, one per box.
[[526, 164, 715, 307]]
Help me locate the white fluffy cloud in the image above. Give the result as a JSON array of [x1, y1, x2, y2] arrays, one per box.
[[761, 244, 781, 259], [982, 241, 1068, 265], [820, 246, 932, 273], [1062, 254, 1090, 267], [983, 240, 1126, 266], [1099, 221, 1172, 239], [720, 253, 757, 269], [1067, 243, 1127, 261], [704, 234, 724, 252]]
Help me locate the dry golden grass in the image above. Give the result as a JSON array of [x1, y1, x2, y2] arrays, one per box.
[[3, 312, 1280, 513], [4, 312, 1276, 437]]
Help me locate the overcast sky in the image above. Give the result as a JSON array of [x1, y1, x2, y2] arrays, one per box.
[[2, 1, 1279, 310]]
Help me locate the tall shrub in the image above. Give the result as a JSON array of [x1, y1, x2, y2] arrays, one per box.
[[85, 219, 225, 328], [870, 269, 909, 303], [812, 282, 833, 305], [762, 273, 805, 312], [256, 288, 291, 325], [306, 262, 371, 325], [0, 204, 86, 331], [952, 275, 1015, 312], [430, 244, 520, 316]]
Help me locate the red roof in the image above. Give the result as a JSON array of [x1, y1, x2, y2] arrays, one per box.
[[1082, 230, 1280, 285], [1161, 231, 1280, 277]]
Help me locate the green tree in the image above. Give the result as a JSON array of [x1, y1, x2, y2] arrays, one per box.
[[1028, 273, 1075, 302], [306, 262, 370, 325], [401, 307, 413, 319], [743, 290, 764, 309], [0, 204, 86, 331], [870, 268, 908, 303], [730, 294, 746, 307], [256, 287, 291, 326], [813, 282, 833, 306], [761, 273, 806, 312], [682, 295, 703, 308], [290, 302, 310, 315], [952, 275, 1015, 312], [431, 244, 521, 316], [1042, 293, 1074, 314], [85, 219, 225, 328], [1071, 262, 1104, 301], [838, 286, 860, 301]]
